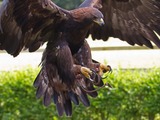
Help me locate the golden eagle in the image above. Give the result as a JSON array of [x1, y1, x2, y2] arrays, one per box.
[[0, 0, 160, 116]]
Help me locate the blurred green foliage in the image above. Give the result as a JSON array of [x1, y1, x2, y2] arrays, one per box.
[[53, 0, 84, 9], [0, 0, 84, 9], [0, 67, 160, 120]]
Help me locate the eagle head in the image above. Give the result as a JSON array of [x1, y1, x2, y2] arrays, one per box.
[[71, 7, 104, 26], [90, 8, 104, 26]]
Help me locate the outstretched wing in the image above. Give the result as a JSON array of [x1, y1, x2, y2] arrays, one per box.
[[0, 0, 68, 56], [80, 0, 160, 48]]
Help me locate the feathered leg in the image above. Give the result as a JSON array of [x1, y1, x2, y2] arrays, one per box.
[[73, 40, 111, 76], [73, 40, 112, 96]]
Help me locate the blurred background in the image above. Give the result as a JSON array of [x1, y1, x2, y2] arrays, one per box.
[[0, 0, 160, 120]]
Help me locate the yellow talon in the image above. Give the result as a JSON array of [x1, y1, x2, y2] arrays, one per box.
[[81, 67, 92, 80], [99, 64, 112, 76]]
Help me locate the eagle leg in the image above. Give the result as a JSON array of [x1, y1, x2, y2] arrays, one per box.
[[73, 40, 113, 92], [73, 40, 112, 80]]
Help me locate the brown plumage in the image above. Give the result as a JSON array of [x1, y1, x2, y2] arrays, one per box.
[[0, 0, 160, 116]]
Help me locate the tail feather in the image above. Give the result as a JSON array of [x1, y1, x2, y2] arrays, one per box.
[[55, 93, 72, 116], [64, 98, 72, 116], [76, 87, 90, 107], [36, 79, 48, 99], [33, 71, 42, 88], [68, 91, 79, 105], [56, 102, 64, 116], [43, 87, 52, 106], [53, 90, 59, 104]]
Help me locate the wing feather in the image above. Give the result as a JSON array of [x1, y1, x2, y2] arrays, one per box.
[[81, 0, 160, 48], [0, 0, 68, 56]]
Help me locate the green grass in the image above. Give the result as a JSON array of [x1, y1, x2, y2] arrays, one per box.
[[0, 67, 160, 120]]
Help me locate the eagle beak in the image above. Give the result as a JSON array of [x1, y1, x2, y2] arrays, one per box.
[[93, 18, 105, 26]]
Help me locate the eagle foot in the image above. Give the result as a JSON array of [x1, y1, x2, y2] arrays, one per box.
[[80, 66, 112, 94], [99, 64, 112, 76], [80, 67, 93, 81]]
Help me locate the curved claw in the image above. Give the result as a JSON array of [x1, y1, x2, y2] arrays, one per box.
[[99, 64, 112, 76]]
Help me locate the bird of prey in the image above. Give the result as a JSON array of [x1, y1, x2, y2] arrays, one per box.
[[0, 0, 160, 116]]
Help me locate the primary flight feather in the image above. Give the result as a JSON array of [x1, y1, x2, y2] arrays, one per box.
[[0, 0, 160, 116]]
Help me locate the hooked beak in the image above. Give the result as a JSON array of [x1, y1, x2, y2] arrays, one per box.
[[93, 18, 105, 26]]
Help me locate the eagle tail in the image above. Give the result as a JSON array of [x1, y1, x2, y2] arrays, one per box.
[[33, 63, 99, 116], [33, 69, 107, 116]]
